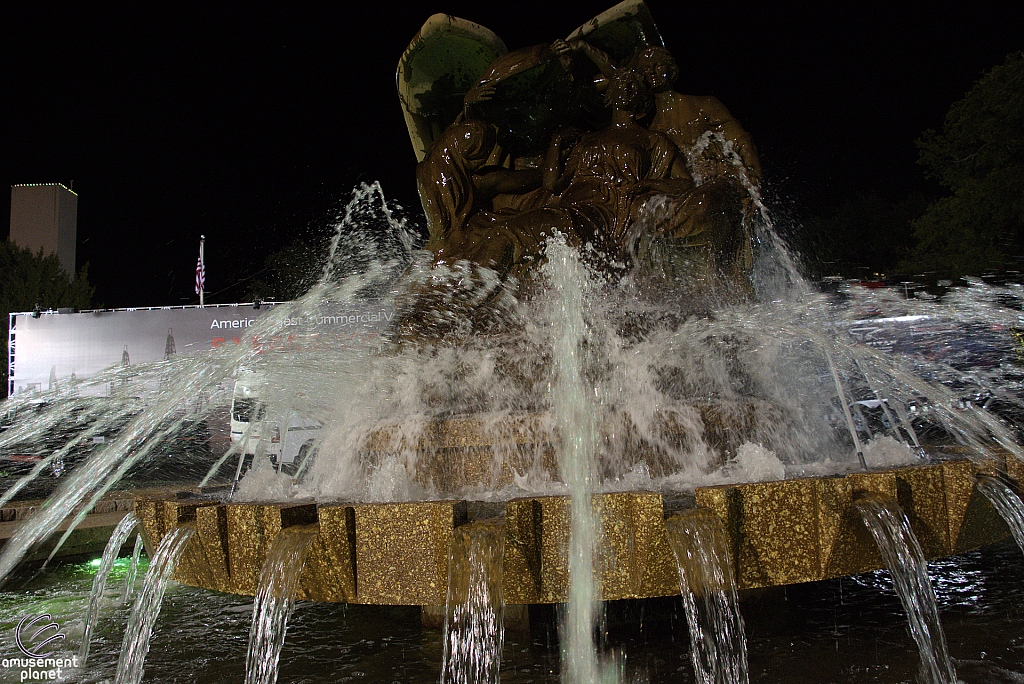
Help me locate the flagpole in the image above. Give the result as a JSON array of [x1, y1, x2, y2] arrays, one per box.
[[199, 235, 205, 306]]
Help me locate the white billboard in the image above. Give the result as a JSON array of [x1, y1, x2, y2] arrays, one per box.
[[9, 300, 396, 397], [8, 304, 283, 395]]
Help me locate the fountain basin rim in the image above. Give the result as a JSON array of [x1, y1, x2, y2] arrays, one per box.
[[135, 456, 1021, 605]]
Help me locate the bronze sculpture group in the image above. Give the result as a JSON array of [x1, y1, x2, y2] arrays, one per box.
[[401, 3, 761, 305]]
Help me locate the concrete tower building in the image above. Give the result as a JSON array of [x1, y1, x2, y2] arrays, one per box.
[[9, 183, 78, 276]]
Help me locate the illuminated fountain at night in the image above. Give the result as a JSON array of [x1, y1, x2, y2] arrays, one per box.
[[3, 3, 1024, 684]]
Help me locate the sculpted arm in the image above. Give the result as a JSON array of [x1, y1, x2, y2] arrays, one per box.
[[639, 144, 695, 195], [702, 97, 762, 184], [542, 128, 581, 194], [473, 166, 542, 198], [552, 39, 617, 80], [641, 157, 695, 195]]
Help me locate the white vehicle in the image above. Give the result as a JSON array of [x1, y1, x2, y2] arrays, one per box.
[[230, 374, 321, 475]]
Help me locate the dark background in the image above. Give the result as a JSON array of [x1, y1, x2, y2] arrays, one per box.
[[4, 1, 1023, 307]]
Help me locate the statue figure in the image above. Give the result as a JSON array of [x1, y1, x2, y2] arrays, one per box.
[[631, 46, 762, 188], [415, 39, 611, 278], [541, 69, 695, 263], [415, 118, 543, 268]]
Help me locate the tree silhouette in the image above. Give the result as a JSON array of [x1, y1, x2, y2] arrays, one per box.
[[904, 52, 1024, 277]]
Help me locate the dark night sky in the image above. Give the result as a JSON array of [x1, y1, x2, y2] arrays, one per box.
[[3, 1, 1023, 307]]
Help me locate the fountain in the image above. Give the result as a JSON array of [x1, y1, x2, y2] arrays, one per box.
[[2, 2, 1024, 683]]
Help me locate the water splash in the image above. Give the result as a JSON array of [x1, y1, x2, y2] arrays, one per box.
[[115, 524, 196, 684], [666, 511, 749, 684], [245, 524, 318, 684], [2, 184, 1024, 586], [855, 492, 958, 684], [977, 473, 1024, 554], [0, 400, 139, 510], [441, 521, 506, 684], [123, 532, 145, 602], [79, 511, 138, 665]]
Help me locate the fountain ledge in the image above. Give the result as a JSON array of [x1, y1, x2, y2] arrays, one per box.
[[135, 457, 1023, 605]]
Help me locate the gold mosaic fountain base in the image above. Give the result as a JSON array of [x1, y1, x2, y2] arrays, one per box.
[[135, 455, 1022, 605]]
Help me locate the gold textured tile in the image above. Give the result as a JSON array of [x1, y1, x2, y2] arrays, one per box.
[[846, 471, 897, 498], [299, 505, 356, 602], [1005, 456, 1024, 486], [226, 503, 317, 595], [154, 498, 216, 587], [942, 459, 977, 550], [134, 498, 163, 556], [533, 496, 570, 603], [225, 504, 262, 596], [895, 464, 949, 557], [816, 476, 853, 578], [736, 479, 820, 588], [630, 491, 679, 599], [594, 492, 635, 599], [947, 461, 1011, 552], [693, 485, 731, 521], [193, 505, 232, 593], [502, 498, 542, 604], [353, 500, 467, 605]]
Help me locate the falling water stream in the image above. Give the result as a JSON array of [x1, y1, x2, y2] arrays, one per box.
[[441, 520, 506, 684], [79, 511, 138, 665], [245, 524, 319, 684], [123, 532, 145, 602], [977, 474, 1024, 554], [666, 511, 749, 684], [855, 492, 958, 684], [115, 524, 196, 684]]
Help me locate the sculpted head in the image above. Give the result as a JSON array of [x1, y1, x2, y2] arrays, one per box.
[[632, 46, 679, 93], [451, 120, 497, 170], [604, 69, 653, 116]]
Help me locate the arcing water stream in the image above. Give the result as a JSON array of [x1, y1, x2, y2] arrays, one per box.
[[122, 532, 144, 603], [245, 525, 318, 684], [666, 512, 749, 684], [855, 492, 958, 684], [115, 524, 196, 684], [977, 474, 1024, 554], [79, 512, 138, 665]]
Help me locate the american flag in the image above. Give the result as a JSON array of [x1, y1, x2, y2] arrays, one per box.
[[195, 251, 205, 295]]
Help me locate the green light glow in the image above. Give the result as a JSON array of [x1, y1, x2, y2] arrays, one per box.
[[89, 558, 102, 567]]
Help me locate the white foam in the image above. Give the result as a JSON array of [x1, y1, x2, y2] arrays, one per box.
[[862, 436, 920, 468], [233, 457, 294, 502], [720, 442, 786, 483]]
